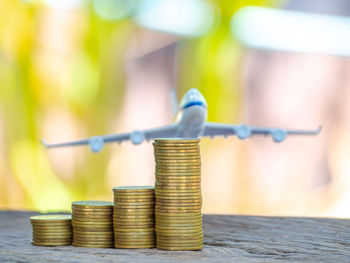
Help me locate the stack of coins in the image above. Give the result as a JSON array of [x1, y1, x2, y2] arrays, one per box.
[[71, 201, 114, 248], [153, 138, 203, 251], [113, 186, 155, 248], [31, 215, 72, 246]]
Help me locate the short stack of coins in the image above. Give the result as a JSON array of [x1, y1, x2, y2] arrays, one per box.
[[113, 186, 155, 248], [31, 215, 72, 246], [71, 201, 114, 248], [153, 138, 203, 251]]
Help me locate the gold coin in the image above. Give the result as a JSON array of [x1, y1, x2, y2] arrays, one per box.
[[32, 237, 72, 242], [32, 229, 72, 234], [30, 215, 72, 222], [155, 180, 201, 184], [113, 214, 154, 219], [114, 192, 154, 196], [154, 155, 200, 160], [32, 231, 72, 236], [155, 187, 201, 191], [114, 222, 154, 227], [31, 221, 72, 225], [156, 173, 201, 177], [113, 186, 154, 192], [156, 219, 202, 225], [72, 226, 113, 231], [156, 212, 202, 217], [74, 236, 113, 242], [156, 198, 202, 203], [155, 194, 201, 199], [31, 222, 72, 227], [155, 177, 200, 181], [113, 212, 154, 218], [33, 238, 72, 243], [73, 236, 113, 241], [114, 230, 155, 235], [157, 245, 202, 251], [114, 208, 154, 213], [155, 208, 201, 214], [154, 151, 200, 156], [114, 235, 155, 240], [155, 182, 200, 187], [114, 244, 155, 249], [114, 225, 154, 230], [156, 164, 201, 169], [157, 240, 203, 246], [114, 234, 155, 240], [155, 159, 201, 164], [72, 207, 113, 212], [73, 226, 112, 231], [113, 219, 155, 225], [156, 208, 201, 213], [155, 175, 201, 179], [114, 197, 154, 202], [155, 191, 201, 196], [156, 159, 201, 164], [72, 214, 113, 219], [114, 227, 154, 233], [32, 241, 71, 247], [114, 217, 154, 222], [154, 138, 199, 142], [156, 230, 203, 236], [72, 201, 113, 208], [33, 232, 72, 237], [72, 217, 112, 222], [153, 142, 199, 147], [114, 221, 154, 226], [156, 205, 202, 210], [155, 211, 201, 216], [114, 241, 155, 246], [73, 243, 113, 248], [154, 148, 199, 152], [72, 210, 113, 215], [153, 144, 199, 148], [72, 239, 113, 244], [156, 225, 202, 231], [157, 238, 202, 244], [156, 223, 202, 229], [73, 230, 113, 236], [72, 222, 112, 227], [157, 233, 203, 240], [155, 217, 202, 222], [72, 219, 112, 225], [114, 202, 155, 206], [156, 176, 201, 181], [155, 187, 200, 192]]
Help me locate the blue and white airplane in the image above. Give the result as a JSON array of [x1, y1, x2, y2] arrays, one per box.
[[42, 88, 321, 153]]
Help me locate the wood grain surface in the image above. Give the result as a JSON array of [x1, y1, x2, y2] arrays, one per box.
[[1, 211, 349, 262]]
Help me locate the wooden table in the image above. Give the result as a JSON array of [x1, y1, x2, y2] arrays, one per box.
[[1, 211, 349, 262]]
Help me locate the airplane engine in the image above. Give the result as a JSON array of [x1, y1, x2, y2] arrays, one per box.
[[272, 129, 287, 143], [89, 136, 104, 153]]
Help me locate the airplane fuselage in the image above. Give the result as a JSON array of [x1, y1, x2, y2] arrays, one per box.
[[176, 105, 207, 138]]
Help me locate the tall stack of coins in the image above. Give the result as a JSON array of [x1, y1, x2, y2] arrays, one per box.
[[31, 215, 72, 246], [113, 186, 155, 248], [153, 138, 203, 251], [71, 201, 114, 248]]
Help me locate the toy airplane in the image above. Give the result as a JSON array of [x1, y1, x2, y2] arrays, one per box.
[[42, 88, 321, 153]]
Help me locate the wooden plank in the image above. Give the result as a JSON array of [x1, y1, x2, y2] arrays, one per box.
[[0, 211, 349, 262]]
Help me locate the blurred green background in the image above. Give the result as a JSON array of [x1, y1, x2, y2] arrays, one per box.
[[4, 0, 350, 218]]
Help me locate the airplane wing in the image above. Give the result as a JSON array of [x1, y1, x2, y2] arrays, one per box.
[[202, 122, 321, 142], [42, 123, 178, 153]]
